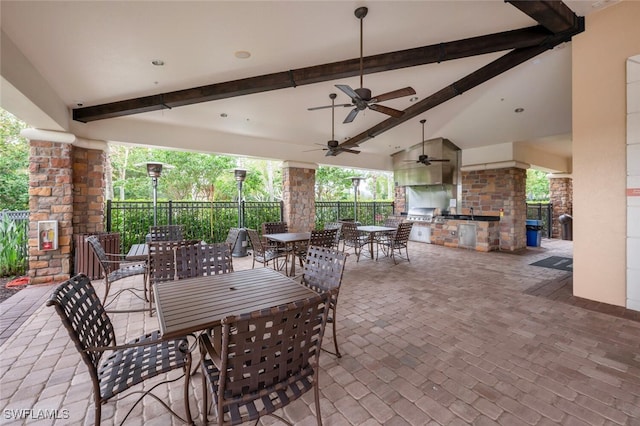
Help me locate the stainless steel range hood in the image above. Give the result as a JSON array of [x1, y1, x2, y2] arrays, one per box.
[[392, 138, 460, 186]]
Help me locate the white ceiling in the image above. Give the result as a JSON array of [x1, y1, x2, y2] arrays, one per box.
[[0, 1, 611, 172]]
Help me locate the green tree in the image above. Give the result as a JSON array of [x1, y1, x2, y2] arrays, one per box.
[[526, 169, 550, 201], [0, 109, 29, 211]]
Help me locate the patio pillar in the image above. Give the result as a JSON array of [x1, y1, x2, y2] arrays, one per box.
[[393, 185, 407, 214], [461, 166, 527, 251], [22, 129, 107, 284], [281, 161, 317, 232], [549, 175, 573, 239]]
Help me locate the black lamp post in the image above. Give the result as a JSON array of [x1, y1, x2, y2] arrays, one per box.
[[233, 169, 248, 257], [351, 176, 364, 223], [146, 162, 164, 227]]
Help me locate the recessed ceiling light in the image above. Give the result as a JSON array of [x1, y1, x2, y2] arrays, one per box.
[[220, 113, 228, 118], [409, 96, 419, 102], [151, 59, 165, 66], [235, 51, 251, 59], [514, 107, 524, 113]]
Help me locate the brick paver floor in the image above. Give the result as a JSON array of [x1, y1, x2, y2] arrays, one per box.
[[1, 239, 639, 425]]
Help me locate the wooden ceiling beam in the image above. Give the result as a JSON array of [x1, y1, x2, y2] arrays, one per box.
[[335, 28, 583, 152], [507, 0, 580, 34], [73, 26, 552, 123]]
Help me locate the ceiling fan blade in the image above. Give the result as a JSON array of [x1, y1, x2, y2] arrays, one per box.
[[368, 103, 404, 118], [428, 159, 450, 162], [371, 86, 416, 103], [341, 148, 361, 155], [335, 84, 360, 100], [343, 108, 360, 124], [307, 103, 352, 111]]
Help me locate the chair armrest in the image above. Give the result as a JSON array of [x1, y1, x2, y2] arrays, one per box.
[[84, 331, 186, 353]]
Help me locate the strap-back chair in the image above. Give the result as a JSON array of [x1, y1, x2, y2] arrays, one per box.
[[296, 228, 338, 266], [85, 235, 147, 312], [175, 242, 233, 279], [323, 222, 343, 250], [377, 221, 414, 264], [300, 245, 349, 357], [198, 290, 333, 425], [47, 274, 192, 425], [224, 227, 241, 252], [260, 221, 288, 235], [148, 225, 184, 242], [340, 221, 369, 261], [246, 228, 285, 270]]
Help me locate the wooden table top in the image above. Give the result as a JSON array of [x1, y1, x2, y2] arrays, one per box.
[[126, 243, 148, 261], [265, 232, 311, 243], [153, 268, 316, 339]]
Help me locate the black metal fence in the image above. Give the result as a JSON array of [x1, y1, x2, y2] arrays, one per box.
[[526, 202, 553, 238], [106, 200, 395, 252]]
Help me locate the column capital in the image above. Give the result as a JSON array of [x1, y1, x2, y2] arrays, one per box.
[[282, 161, 318, 170], [20, 128, 108, 150]]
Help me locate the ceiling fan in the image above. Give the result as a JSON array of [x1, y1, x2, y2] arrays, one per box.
[[334, 6, 416, 124], [305, 94, 361, 157], [407, 119, 450, 166]]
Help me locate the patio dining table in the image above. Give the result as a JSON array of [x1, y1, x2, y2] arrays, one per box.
[[265, 231, 311, 276], [357, 225, 397, 259], [126, 243, 148, 261], [153, 267, 316, 340]]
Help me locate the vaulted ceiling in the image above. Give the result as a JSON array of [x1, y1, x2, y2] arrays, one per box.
[[1, 1, 611, 172]]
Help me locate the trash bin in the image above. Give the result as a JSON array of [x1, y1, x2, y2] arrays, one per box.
[[526, 219, 543, 247], [233, 228, 248, 257], [559, 214, 573, 241]]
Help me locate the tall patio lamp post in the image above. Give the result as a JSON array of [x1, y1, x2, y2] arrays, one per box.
[[146, 162, 165, 227], [351, 176, 364, 223], [233, 169, 248, 257]]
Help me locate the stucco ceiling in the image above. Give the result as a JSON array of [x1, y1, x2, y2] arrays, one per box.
[[0, 1, 615, 172]]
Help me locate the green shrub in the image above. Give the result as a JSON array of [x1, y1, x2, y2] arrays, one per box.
[[0, 216, 28, 277]]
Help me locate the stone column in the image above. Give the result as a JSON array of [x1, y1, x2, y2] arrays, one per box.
[[281, 161, 317, 232], [462, 167, 527, 251], [23, 129, 108, 284], [27, 140, 74, 284], [393, 185, 406, 214], [549, 176, 573, 239]]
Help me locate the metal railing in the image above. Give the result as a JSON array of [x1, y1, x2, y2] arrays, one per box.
[[106, 200, 395, 252], [526, 202, 553, 238]]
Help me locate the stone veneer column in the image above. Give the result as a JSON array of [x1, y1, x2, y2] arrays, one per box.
[[28, 140, 74, 284], [549, 177, 573, 239], [462, 167, 527, 251], [23, 129, 108, 284], [393, 185, 406, 214], [281, 162, 317, 232]]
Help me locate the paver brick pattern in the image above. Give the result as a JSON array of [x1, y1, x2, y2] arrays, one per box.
[[1, 239, 639, 425]]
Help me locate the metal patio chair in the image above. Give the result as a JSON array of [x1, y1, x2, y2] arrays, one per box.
[[300, 245, 349, 358], [198, 290, 333, 425], [85, 235, 147, 313], [340, 221, 369, 261], [175, 242, 233, 278], [224, 227, 240, 252], [246, 228, 286, 270], [295, 228, 338, 266], [148, 225, 184, 242], [47, 274, 192, 426], [323, 221, 343, 250], [377, 221, 414, 264]]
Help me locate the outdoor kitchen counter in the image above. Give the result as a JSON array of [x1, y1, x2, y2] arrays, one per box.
[[406, 216, 501, 252]]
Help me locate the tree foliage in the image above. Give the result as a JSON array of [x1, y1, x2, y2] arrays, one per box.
[[526, 169, 550, 201], [0, 109, 29, 211]]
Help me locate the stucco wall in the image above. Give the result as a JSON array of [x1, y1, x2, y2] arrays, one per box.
[[572, 1, 640, 305]]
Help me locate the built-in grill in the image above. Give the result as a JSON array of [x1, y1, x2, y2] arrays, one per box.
[[406, 207, 437, 222]]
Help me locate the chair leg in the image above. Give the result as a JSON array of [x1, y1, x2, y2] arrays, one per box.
[[201, 364, 208, 424], [94, 395, 101, 426], [313, 371, 322, 426], [332, 312, 341, 358], [183, 352, 193, 425]]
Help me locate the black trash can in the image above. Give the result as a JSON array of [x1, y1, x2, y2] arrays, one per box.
[[526, 219, 543, 247], [232, 228, 248, 257], [559, 214, 573, 241]]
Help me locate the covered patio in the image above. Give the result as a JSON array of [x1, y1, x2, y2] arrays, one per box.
[[2, 239, 639, 425]]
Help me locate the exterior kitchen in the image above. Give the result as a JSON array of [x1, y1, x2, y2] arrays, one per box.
[[392, 137, 506, 252]]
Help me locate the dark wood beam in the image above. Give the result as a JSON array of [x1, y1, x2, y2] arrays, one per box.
[[336, 29, 583, 152], [73, 26, 552, 123], [507, 1, 580, 34]]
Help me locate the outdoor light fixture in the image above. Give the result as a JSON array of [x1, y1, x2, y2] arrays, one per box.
[[351, 176, 364, 223], [143, 162, 172, 227], [233, 169, 249, 257]]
